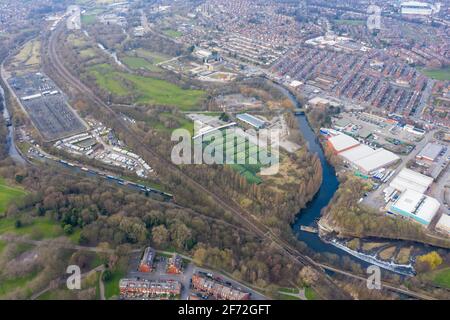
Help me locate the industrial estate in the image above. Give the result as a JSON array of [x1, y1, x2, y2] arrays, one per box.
[[0, 0, 448, 305]]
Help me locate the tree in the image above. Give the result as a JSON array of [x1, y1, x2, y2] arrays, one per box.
[[64, 224, 74, 235], [102, 269, 112, 282], [416, 251, 443, 272], [151, 225, 169, 247], [15, 219, 22, 228]]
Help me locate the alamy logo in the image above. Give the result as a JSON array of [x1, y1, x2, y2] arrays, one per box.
[[170, 122, 280, 175], [66, 265, 81, 290], [366, 265, 381, 290]]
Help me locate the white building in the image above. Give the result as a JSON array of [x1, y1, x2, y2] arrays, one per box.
[[401, 1, 434, 15], [389, 168, 433, 194], [389, 189, 440, 226], [436, 214, 450, 235]]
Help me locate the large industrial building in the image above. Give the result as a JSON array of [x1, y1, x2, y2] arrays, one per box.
[[340, 145, 400, 174], [389, 189, 440, 226], [326, 131, 400, 174], [389, 168, 434, 194]]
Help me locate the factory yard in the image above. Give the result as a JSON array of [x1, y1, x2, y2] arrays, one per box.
[[7, 72, 87, 141]]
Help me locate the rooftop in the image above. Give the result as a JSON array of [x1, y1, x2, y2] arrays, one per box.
[[390, 168, 434, 194], [417, 143, 444, 161], [328, 133, 360, 152], [390, 189, 440, 225], [236, 113, 266, 129]]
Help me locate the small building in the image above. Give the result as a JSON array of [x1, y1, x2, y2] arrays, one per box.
[[236, 113, 266, 129], [138, 247, 155, 273], [166, 254, 183, 274], [389, 168, 433, 194], [389, 189, 440, 226], [436, 214, 450, 235], [416, 143, 444, 163]]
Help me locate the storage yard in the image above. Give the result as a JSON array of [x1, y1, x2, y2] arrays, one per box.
[[54, 120, 153, 178], [7, 72, 86, 141]]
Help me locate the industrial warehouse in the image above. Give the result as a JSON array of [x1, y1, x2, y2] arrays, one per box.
[[323, 129, 400, 174], [384, 168, 440, 226]]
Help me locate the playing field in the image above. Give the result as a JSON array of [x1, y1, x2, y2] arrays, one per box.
[[0, 179, 27, 215], [420, 67, 450, 81], [202, 130, 267, 184], [89, 64, 205, 110], [163, 29, 182, 39], [122, 56, 162, 72], [432, 267, 450, 289]]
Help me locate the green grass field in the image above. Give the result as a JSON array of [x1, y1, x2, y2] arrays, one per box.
[[163, 29, 182, 39], [104, 268, 126, 299], [81, 15, 97, 25], [133, 49, 171, 64], [420, 67, 450, 81], [201, 130, 265, 184], [89, 64, 204, 110], [0, 270, 39, 297], [122, 56, 162, 72], [0, 240, 6, 254], [305, 287, 318, 300], [0, 218, 64, 240], [0, 179, 27, 215], [432, 267, 450, 289]]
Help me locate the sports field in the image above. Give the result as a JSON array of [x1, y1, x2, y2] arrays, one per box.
[[0, 179, 27, 215], [201, 130, 269, 184], [420, 67, 450, 81], [88, 64, 205, 110]]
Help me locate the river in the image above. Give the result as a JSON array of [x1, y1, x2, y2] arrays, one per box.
[[269, 81, 416, 276]]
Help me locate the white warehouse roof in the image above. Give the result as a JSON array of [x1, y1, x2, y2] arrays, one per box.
[[390, 189, 440, 225], [340, 144, 375, 163], [340, 144, 400, 173], [389, 168, 433, 194], [436, 215, 450, 234], [352, 148, 400, 174], [328, 133, 359, 152]]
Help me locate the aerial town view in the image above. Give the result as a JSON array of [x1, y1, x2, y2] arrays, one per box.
[[0, 0, 449, 311]]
